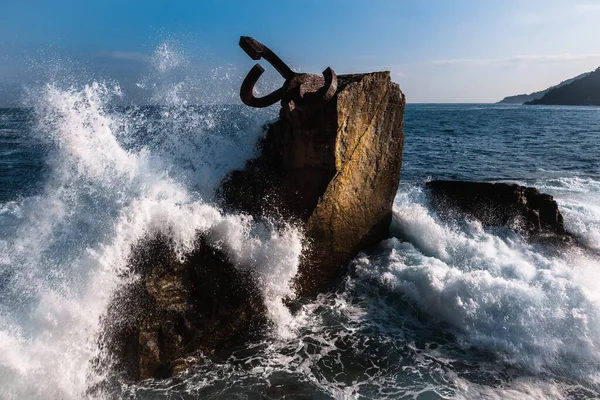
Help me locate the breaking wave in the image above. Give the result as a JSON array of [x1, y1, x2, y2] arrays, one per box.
[[1, 42, 600, 399], [0, 44, 302, 399]]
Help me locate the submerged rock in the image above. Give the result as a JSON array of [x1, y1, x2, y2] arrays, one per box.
[[426, 180, 568, 239], [100, 71, 405, 381]]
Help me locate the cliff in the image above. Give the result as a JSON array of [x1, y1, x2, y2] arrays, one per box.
[[101, 71, 405, 381], [526, 68, 600, 105], [498, 72, 590, 104]]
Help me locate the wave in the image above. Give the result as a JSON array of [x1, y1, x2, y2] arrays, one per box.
[[119, 179, 600, 399], [0, 45, 301, 399], [2, 44, 600, 399], [381, 182, 600, 385]]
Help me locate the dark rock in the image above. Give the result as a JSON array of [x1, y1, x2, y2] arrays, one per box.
[[426, 180, 567, 238], [98, 235, 265, 381]]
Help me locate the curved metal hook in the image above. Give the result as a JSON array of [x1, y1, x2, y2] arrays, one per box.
[[240, 64, 286, 108], [239, 36, 296, 108]]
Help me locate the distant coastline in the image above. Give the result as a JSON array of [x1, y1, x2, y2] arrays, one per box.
[[525, 67, 600, 106], [498, 71, 591, 105]]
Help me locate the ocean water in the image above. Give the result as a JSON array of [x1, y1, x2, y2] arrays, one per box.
[[1, 49, 600, 399]]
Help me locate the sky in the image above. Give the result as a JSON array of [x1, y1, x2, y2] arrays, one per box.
[[1, 0, 600, 105]]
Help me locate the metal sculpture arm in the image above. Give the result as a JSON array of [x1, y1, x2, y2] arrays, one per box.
[[239, 36, 337, 111], [239, 36, 295, 108]]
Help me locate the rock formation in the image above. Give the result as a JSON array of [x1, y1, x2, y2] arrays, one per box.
[[100, 71, 405, 381], [221, 72, 406, 293], [98, 235, 265, 381], [426, 180, 567, 237]]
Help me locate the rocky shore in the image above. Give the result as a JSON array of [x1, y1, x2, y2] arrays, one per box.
[[98, 68, 585, 385], [100, 71, 406, 381]]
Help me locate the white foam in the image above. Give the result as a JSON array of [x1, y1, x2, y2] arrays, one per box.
[[535, 177, 600, 250], [0, 51, 301, 399], [452, 375, 578, 400], [362, 184, 600, 384]]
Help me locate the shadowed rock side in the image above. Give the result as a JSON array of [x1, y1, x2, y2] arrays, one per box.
[[97, 235, 265, 382], [221, 72, 406, 294], [98, 71, 405, 382], [426, 181, 571, 245]]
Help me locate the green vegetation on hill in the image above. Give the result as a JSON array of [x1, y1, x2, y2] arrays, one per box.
[[526, 68, 600, 106]]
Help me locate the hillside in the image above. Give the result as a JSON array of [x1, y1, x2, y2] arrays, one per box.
[[526, 67, 600, 105], [498, 72, 590, 104]]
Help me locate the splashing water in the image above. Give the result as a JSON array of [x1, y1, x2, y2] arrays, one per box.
[[117, 180, 600, 399], [2, 50, 600, 400], [0, 45, 302, 399]]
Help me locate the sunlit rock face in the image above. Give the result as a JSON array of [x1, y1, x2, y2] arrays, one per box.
[[221, 71, 406, 293]]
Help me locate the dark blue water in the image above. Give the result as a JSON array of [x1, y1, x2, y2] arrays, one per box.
[[0, 108, 44, 203], [2, 102, 600, 399], [4, 104, 600, 203], [402, 104, 600, 182]]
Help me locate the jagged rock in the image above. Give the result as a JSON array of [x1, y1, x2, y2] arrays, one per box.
[[221, 72, 406, 293], [101, 71, 405, 381], [426, 180, 567, 238], [99, 235, 265, 381]]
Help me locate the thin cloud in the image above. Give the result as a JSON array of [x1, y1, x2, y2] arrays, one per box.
[[574, 4, 600, 12], [433, 53, 600, 66], [515, 13, 544, 25]]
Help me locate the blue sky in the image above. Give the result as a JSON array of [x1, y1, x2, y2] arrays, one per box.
[[1, 0, 600, 104]]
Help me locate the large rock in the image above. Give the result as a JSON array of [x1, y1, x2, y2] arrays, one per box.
[[426, 180, 567, 237], [100, 71, 405, 381], [222, 72, 406, 293], [98, 235, 265, 381]]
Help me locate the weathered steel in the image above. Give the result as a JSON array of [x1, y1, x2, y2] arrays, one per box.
[[240, 64, 286, 108], [284, 68, 336, 108], [239, 36, 295, 80], [282, 68, 338, 127], [239, 36, 338, 116]]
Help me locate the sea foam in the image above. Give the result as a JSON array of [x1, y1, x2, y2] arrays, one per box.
[[0, 45, 301, 399]]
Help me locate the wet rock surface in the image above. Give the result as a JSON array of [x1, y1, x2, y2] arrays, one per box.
[[426, 180, 570, 243], [99, 235, 265, 381]]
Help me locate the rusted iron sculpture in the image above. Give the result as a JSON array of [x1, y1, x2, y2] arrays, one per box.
[[239, 36, 337, 127]]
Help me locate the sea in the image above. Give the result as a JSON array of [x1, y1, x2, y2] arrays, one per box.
[[1, 48, 600, 399]]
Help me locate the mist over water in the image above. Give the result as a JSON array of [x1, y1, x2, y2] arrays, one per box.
[[1, 43, 600, 399]]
